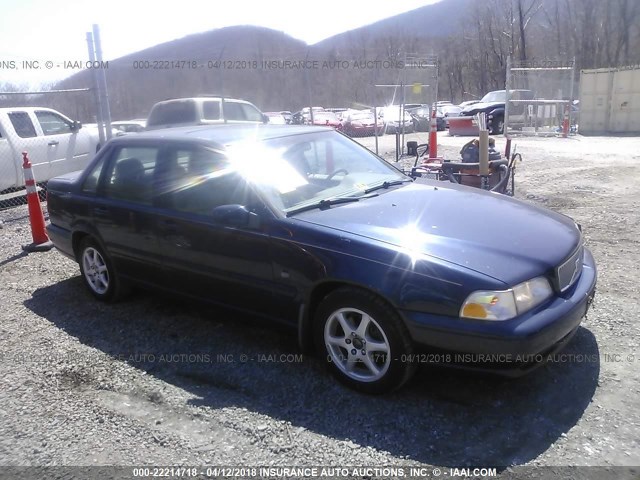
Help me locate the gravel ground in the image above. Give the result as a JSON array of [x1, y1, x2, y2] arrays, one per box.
[[0, 132, 639, 478]]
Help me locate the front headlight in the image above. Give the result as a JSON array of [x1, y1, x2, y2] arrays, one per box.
[[460, 276, 553, 321]]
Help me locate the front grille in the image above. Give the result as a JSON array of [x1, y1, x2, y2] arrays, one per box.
[[556, 244, 584, 292]]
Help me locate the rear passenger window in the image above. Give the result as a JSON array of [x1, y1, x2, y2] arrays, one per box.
[[203, 101, 221, 120], [103, 147, 159, 204], [8, 112, 37, 138]]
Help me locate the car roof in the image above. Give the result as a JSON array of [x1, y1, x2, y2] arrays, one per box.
[[152, 97, 255, 106], [0, 107, 66, 114], [109, 124, 332, 148]]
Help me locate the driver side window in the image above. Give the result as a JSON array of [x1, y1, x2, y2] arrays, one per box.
[[166, 147, 256, 216], [35, 111, 73, 136]]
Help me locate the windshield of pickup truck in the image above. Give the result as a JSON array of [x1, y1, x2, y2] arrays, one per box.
[[225, 130, 409, 214], [480, 91, 507, 103]]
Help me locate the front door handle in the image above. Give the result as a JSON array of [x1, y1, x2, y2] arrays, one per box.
[[48, 140, 59, 146], [159, 219, 178, 233]]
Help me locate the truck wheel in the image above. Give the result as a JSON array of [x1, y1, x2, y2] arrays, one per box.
[[314, 287, 416, 394], [491, 118, 504, 135], [78, 237, 129, 302]]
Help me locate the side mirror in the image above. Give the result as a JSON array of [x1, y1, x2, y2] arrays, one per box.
[[211, 204, 260, 229], [262, 114, 269, 124], [71, 120, 82, 131]]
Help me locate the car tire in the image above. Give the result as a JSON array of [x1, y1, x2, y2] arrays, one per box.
[[313, 287, 416, 394], [491, 117, 504, 135], [78, 237, 129, 302]]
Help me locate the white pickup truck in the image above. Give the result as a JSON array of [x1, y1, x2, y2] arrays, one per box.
[[0, 107, 99, 196]]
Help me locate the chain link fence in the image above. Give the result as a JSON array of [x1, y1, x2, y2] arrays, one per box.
[[293, 54, 438, 159], [505, 58, 576, 137]]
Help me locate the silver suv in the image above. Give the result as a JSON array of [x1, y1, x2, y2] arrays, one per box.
[[146, 97, 267, 130]]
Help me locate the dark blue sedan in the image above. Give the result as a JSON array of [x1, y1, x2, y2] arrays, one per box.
[[46, 125, 596, 393]]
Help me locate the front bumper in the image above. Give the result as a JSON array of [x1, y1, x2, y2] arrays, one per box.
[[400, 248, 597, 373]]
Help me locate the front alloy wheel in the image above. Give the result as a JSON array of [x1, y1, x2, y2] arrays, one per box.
[[314, 287, 416, 394], [324, 307, 391, 383]]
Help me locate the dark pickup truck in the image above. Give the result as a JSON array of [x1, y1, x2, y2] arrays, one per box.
[[459, 90, 535, 134]]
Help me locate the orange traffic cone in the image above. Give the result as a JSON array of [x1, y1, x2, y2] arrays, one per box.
[[428, 107, 438, 160], [22, 151, 53, 252]]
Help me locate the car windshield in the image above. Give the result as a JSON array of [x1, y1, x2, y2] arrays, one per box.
[[224, 131, 409, 214], [480, 91, 506, 103]]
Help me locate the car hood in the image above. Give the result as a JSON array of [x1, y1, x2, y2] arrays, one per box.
[[293, 182, 581, 286], [461, 101, 504, 114]]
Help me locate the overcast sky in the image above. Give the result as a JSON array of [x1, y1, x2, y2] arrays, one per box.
[[0, 0, 438, 86]]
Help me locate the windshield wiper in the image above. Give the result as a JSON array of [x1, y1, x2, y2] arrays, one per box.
[[364, 179, 413, 194], [286, 196, 362, 216]]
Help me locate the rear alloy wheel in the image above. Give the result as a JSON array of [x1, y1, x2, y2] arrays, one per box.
[[78, 237, 128, 302], [314, 288, 416, 394]]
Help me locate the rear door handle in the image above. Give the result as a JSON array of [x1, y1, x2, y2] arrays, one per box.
[[48, 140, 59, 146], [93, 207, 109, 217]]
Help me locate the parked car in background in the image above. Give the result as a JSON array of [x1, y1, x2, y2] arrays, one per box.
[[341, 110, 384, 137], [0, 107, 99, 194], [459, 90, 535, 134], [45, 124, 597, 394], [324, 107, 349, 116], [308, 111, 342, 130], [264, 112, 287, 125], [292, 107, 325, 125], [112, 119, 146, 136], [146, 97, 266, 130], [280, 111, 293, 124], [439, 105, 463, 128], [381, 106, 414, 134], [408, 107, 445, 132]]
